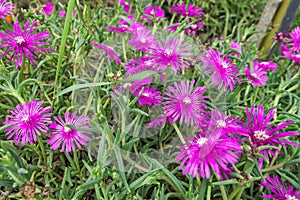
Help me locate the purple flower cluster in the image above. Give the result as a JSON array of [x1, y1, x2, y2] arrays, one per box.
[[3, 100, 91, 154], [280, 27, 300, 63]]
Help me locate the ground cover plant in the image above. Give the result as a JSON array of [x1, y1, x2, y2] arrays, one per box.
[[0, 0, 299, 199]]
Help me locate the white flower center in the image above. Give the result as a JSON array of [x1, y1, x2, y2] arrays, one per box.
[[183, 97, 191, 104], [254, 130, 269, 141], [295, 54, 300, 58], [216, 120, 226, 128], [221, 61, 229, 69], [124, 2, 129, 6], [165, 49, 173, 56], [143, 92, 149, 97], [260, 62, 269, 65], [15, 36, 25, 45], [123, 82, 132, 88], [145, 60, 152, 66], [150, 10, 154, 15], [21, 115, 29, 122], [285, 194, 299, 200], [197, 137, 207, 147], [251, 72, 259, 79], [64, 126, 71, 133], [190, 24, 198, 30], [140, 38, 146, 44]]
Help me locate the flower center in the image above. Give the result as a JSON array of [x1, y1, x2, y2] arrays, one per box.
[[254, 130, 269, 141], [150, 10, 154, 15], [197, 137, 207, 147], [143, 92, 149, 97], [145, 60, 152, 66], [221, 61, 229, 69], [21, 115, 30, 122], [251, 72, 259, 79], [165, 49, 173, 56], [295, 54, 300, 58], [190, 24, 198, 30], [260, 61, 269, 65], [285, 194, 299, 200], [216, 120, 226, 128], [15, 36, 25, 45], [64, 126, 71, 133], [140, 38, 146, 44], [183, 96, 191, 104]]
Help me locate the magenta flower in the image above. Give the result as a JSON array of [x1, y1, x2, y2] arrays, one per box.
[[244, 62, 268, 86], [170, 2, 204, 18], [176, 131, 242, 179], [59, 10, 66, 18], [141, 5, 165, 23], [241, 105, 299, 169], [0, 0, 14, 19], [260, 175, 300, 199], [48, 112, 92, 154], [150, 36, 193, 71], [230, 41, 242, 58], [287, 26, 300, 51], [0, 21, 51, 69], [162, 80, 207, 125], [129, 28, 156, 52], [201, 47, 240, 91], [3, 100, 52, 146], [258, 60, 278, 71], [118, 0, 130, 13], [43, 2, 54, 16], [125, 56, 156, 74], [107, 15, 134, 33], [134, 86, 161, 106], [184, 20, 204, 36], [91, 41, 121, 66], [281, 44, 300, 63], [128, 22, 147, 33]]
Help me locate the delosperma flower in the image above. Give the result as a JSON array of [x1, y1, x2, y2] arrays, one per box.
[[129, 28, 156, 52], [118, 0, 130, 13], [134, 86, 161, 106], [162, 80, 208, 125], [48, 112, 92, 154], [43, 2, 54, 16], [241, 105, 299, 169], [244, 62, 268, 87], [0, 0, 14, 19], [170, 2, 204, 18], [260, 175, 300, 199], [3, 100, 52, 146], [281, 27, 300, 63], [150, 36, 193, 71], [176, 131, 242, 179], [0, 21, 51, 69], [201, 47, 240, 91], [141, 5, 165, 23], [91, 42, 121, 66]]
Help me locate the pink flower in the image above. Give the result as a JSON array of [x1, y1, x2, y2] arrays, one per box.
[[59, 10, 66, 18], [260, 175, 300, 199], [176, 131, 241, 179], [150, 36, 193, 71], [0, 0, 14, 19], [287, 26, 300, 51], [107, 15, 134, 33], [201, 47, 240, 91], [43, 2, 54, 16], [3, 100, 52, 146], [134, 86, 161, 106], [162, 80, 207, 125], [91, 42, 121, 66], [125, 56, 156, 74], [170, 2, 204, 18], [0, 21, 51, 69], [241, 105, 299, 169], [48, 112, 92, 154], [141, 5, 165, 23], [244, 62, 268, 86], [129, 28, 155, 52], [118, 0, 130, 13], [230, 41, 242, 58]]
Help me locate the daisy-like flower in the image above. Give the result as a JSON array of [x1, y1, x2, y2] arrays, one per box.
[[163, 80, 207, 125], [184, 20, 204, 36], [176, 131, 242, 179], [107, 15, 134, 33], [118, 0, 130, 13], [201, 47, 240, 91], [241, 105, 299, 169], [258, 60, 278, 71], [129, 28, 156, 52], [260, 175, 300, 199], [287, 26, 300, 51], [43, 2, 54, 16], [141, 5, 165, 23], [3, 100, 52, 146], [48, 112, 92, 154], [150, 36, 193, 71], [0, 21, 51, 69], [230, 41, 242, 58], [244, 62, 268, 87], [0, 0, 14, 19], [134, 86, 161, 106], [170, 2, 204, 18], [91, 41, 121, 66], [281, 45, 300, 64], [125, 56, 157, 75], [59, 10, 66, 18]]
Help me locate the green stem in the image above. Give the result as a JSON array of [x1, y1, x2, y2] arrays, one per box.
[[37, 136, 47, 165], [73, 151, 80, 171], [122, 36, 127, 62], [172, 123, 186, 144], [54, 0, 76, 98]]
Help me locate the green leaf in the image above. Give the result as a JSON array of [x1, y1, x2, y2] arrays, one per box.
[[212, 179, 239, 186], [117, 70, 157, 83]]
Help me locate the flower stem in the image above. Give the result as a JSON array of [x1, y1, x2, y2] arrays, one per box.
[[172, 123, 186, 144], [54, 0, 76, 98]]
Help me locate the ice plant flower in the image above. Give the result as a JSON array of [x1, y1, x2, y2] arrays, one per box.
[[176, 131, 242, 179], [170, 2, 204, 18], [287, 26, 300, 51], [150, 36, 193, 71], [0, 21, 51, 69], [260, 175, 300, 199], [162, 80, 207, 125], [230, 41, 242, 58], [91, 41, 121, 66], [118, 0, 130, 13], [0, 0, 14, 19], [241, 105, 299, 169], [129, 28, 156, 52], [244, 62, 268, 86], [43, 2, 54, 16], [59, 10, 66, 18], [201, 47, 240, 91], [134, 86, 161, 106], [48, 112, 92, 154], [141, 5, 165, 23], [281, 27, 300, 63], [3, 100, 52, 146], [107, 15, 134, 33]]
